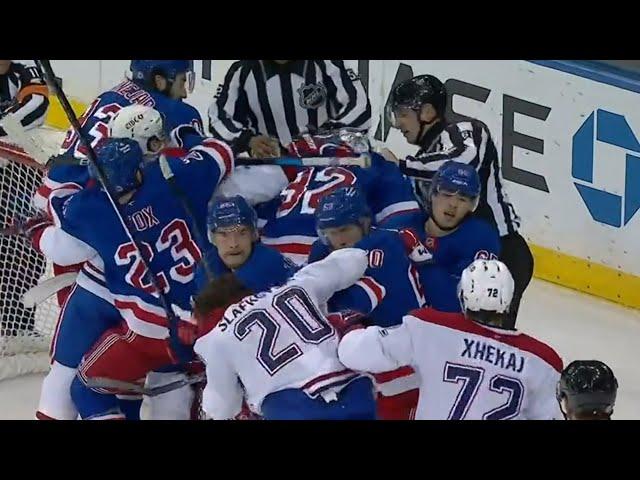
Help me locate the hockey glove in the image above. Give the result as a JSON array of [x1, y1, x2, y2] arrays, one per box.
[[326, 310, 366, 338]]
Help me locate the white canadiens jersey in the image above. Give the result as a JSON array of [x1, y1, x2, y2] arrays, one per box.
[[339, 307, 564, 420], [194, 248, 369, 420]]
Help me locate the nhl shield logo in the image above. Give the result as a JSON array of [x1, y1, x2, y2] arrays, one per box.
[[298, 82, 327, 109]]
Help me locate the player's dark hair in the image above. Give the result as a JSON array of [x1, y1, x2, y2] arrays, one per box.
[[194, 273, 254, 318], [465, 309, 509, 328]]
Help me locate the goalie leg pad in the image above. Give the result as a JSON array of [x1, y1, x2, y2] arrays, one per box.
[[36, 361, 78, 420]]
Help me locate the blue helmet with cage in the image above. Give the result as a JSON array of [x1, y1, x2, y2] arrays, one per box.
[[426, 161, 481, 211], [315, 187, 371, 244], [88, 138, 144, 197], [207, 195, 258, 243], [130, 60, 195, 94]]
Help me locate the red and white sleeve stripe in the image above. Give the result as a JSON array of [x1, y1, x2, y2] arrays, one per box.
[[197, 138, 234, 183], [354, 276, 386, 311], [375, 201, 421, 224]]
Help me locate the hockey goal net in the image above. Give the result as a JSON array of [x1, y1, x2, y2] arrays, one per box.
[[0, 128, 66, 381]]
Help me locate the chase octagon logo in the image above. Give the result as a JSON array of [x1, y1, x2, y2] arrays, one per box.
[[572, 109, 640, 228]]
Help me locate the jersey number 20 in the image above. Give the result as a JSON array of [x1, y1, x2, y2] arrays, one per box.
[[234, 286, 334, 376]]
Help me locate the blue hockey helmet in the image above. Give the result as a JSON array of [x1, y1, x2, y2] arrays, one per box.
[[88, 138, 144, 197], [207, 195, 258, 243], [427, 161, 481, 211], [130, 60, 195, 94], [315, 187, 371, 243]]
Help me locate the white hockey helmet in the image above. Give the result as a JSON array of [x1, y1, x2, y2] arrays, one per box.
[[109, 105, 166, 155], [458, 259, 514, 314]]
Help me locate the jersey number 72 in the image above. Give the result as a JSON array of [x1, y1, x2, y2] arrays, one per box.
[[443, 362, 524, 420]]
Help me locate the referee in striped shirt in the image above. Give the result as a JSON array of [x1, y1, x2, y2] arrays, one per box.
[[384, 74, 533, 328], [208, 60, 371, 156], [0, 60, 49, 136]]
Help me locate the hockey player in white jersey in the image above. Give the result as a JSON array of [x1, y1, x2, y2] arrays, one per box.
[[193, 248, 377, 420], [337, 259, 564, 420]]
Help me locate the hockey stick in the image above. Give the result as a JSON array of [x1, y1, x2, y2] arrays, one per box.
[[35, 59, 192, 364], [21, 272, 78, 308], [237, 154, 371, 168], [0, 113, 52, 165], [85, 372, 205, 397], [158, 154, 215, 282], [47, 152, 372, 169]]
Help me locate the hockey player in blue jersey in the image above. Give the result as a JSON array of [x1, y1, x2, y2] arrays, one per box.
[[246, 129, 422, 265], [39, 133, 234, 420], [34, 60, 202, 210], [309, 186, 425, 420], [31, 61, 203, 324], [403, 161, 501, 312], [33, 106, 189, 420], [195, 196, 297, 295]]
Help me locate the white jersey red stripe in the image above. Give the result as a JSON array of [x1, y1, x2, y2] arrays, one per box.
[[338, 307, 564, 420], [373, 366, 420, 397], [301, 369, 361, 399]]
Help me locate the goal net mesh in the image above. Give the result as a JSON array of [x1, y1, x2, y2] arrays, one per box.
[[0, 130, 65, 381]]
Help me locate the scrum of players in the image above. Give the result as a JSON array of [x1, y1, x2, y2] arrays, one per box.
[[10, 60, 618, 420]]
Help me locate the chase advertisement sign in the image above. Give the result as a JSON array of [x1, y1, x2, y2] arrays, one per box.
[[572, 110, 640, 228]]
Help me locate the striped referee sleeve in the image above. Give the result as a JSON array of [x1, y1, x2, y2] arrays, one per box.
[[400, 121, 483, 179], [0, 66, 49, 136], [321, 60, 371, 130], [208, 61, 253, 145]]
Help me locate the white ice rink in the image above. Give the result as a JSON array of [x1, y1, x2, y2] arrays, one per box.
[[1, 278, 639, 420]]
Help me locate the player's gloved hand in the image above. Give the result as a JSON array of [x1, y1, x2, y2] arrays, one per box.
[[400, 228, 433, 264], [286, 133, 356, 158], [171, 124, 204, 150], [317, 120, 346, 134], [234, 401, 262, 420], [249, 135, 280, 158], [7, 213, 53, 250], [177, 319, 199, 346], [326, 310, 366, 338]]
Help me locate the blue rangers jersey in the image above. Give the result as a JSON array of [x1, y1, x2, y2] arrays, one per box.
[[404, 213, 501, 312], [309, 227, 426, 399], [195, 242, 298, 294], [255, 153, 421, 265], [33, 79, 203, 210], [308, 227, 425, 328], [44, 138, 233, 339]]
